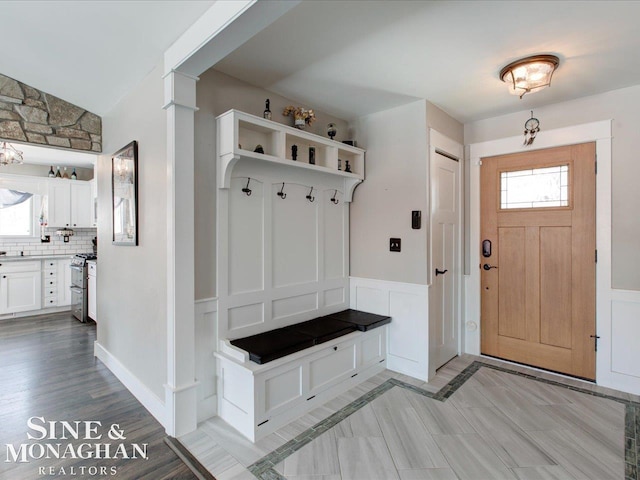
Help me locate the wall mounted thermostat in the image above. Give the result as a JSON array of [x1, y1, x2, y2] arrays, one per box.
[[412, 211, 421, 229]]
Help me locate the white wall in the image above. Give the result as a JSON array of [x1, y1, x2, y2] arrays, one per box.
[[194, 68, 351, 300], [465, 85, 640, 291], [97, 63, 168, 402], [350, 101, 429, 285]]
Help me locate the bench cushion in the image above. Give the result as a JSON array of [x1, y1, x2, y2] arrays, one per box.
[[230, 328, 315, 364], [230, 309, 391, 364], [287, 316, 357, 345], [327, 309, 392, 331]]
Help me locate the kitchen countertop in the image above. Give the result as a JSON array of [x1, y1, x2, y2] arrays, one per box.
[[0, 254, 75, 262]]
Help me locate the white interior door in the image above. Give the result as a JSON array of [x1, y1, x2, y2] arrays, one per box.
[[429, 150, 460, 371]]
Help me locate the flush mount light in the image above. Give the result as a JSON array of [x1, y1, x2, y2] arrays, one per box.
[[0, 142, 24, 166], [500, 54, 560, 98]]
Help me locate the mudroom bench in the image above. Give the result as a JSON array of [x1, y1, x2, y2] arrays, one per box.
[[215, 310, 391, 441]]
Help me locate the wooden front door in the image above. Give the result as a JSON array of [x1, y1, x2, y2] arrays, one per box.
[[480, 143, 596, 380]]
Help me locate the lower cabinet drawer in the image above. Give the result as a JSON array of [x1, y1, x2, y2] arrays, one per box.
[[43, 286, 58, 297], [44, 295, 58, 307]]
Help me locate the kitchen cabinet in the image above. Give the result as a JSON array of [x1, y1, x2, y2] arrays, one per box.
[[0, 261, 42, 314], [88, 261, 96, 321], [47, 180, 93, 228], [42, 258, 72, 308]]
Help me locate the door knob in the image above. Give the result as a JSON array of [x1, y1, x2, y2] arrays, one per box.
[[435, 268, 448, 276], [483, 264, 498, 271]]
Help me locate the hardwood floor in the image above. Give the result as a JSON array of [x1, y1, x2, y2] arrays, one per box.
[[0, 312, 197, 480]]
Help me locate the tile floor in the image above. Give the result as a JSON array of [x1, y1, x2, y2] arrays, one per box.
[[180, 355, 639, 480]]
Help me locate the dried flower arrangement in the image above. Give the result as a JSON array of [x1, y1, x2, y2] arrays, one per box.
[[282, 106, 316, 128]]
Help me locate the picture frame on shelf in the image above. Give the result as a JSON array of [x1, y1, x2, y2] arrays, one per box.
[[111, 140, 138, 246]]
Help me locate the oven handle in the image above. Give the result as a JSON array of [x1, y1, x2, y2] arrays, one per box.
[[70, 265, 84, 272], [70, 286, 83, 294]]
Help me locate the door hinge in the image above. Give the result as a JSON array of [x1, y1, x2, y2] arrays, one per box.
[[595, 249, 598, 263], [590, 335, 601, 352], [595, 160, 597, 174]]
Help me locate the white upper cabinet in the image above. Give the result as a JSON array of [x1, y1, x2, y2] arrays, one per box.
[[70, 182, 93, 228], [47, 179, 93, 228], [47, 181, 71, 227]]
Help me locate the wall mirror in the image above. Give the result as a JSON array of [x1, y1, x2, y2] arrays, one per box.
[[112, 140, 138, 246]]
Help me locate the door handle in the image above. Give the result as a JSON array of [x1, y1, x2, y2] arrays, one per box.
[[483, 264, 498, 271], [435, 268, 448, 276]]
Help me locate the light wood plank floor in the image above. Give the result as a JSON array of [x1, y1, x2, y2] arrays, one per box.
[[0, 313, 197, 480], [181, 355, 637, 480]]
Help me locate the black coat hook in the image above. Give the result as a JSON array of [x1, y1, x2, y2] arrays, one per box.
[[306, 187, 315, 202], [277, 182, 287, 200], [330, 190, 339, 204], [242, 177, 252, 196]]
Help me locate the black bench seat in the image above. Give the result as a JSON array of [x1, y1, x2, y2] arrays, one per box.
[[326, 309, 392, 331], [230, 309, 391, 364]]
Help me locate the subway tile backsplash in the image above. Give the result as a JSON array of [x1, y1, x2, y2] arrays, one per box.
[[0, 228, 97, 257]]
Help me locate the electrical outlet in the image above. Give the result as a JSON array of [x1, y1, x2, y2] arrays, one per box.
[[390, 238, 401, 252]]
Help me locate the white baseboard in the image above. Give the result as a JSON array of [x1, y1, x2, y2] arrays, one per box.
[[349, 277, 428, 381], [94, 341, 167, 427]]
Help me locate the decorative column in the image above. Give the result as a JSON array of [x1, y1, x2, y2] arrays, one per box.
[[163, 69, 199, 437]]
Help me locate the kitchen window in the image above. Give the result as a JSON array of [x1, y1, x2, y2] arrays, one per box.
[[0, 189, 37, 237]]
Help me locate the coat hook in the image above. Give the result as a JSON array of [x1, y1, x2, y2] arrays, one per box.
[[277, 182, 287, 200], [306, 186, 315, 202], [330, 190, 339, 204], [242, 177, 252, 196]]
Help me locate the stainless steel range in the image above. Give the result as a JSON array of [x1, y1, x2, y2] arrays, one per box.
[[70, 253, 96, 322]]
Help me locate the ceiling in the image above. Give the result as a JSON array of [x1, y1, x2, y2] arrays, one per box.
[[214, 1, 640, 123], [0, 0, 215, 117], [0, 0, 214, 167], [1, 0, 640, 136]]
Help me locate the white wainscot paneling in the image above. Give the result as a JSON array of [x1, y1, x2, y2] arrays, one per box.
[[272, 292, 318, 321], [228, 302, 264, 331], [323, 189, 345, 280], [611, 294, 640, 379], [228, 178, 264, 295], [272, 183, 318, 288], [350, 277, 429, 381], [195, 298, 218, 423], [324, 287, 344, 307]]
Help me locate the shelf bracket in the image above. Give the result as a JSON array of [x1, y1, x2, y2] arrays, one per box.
[[218, 152, 241, 189], [344, 178, 363, 203]]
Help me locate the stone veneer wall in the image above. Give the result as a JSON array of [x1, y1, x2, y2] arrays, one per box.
[[0, 73, 101, 152]]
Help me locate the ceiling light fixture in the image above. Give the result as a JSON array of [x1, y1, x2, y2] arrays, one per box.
[[0, 142, 24, 166], [500, 54, 560, 98]]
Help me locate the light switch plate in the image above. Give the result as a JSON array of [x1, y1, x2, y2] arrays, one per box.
[[390, 238, 401, 252]]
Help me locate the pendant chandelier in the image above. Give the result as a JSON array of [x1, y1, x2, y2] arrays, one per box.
[[500, 55, 560, 98], [0, 142, 24, 166]]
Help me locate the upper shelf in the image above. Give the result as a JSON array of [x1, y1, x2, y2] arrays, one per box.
[[216, 110, 365, 198]]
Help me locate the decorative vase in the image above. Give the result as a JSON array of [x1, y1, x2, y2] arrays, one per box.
[[294, 117, 305, 129]]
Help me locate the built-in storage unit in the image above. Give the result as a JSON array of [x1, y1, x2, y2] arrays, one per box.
[[42, 258, 72, 308], [87, 260, 96, 321], [216, 326, 386, 441], [214, 109, 374, 442], [0, 261, 42, 314], [47, 179, 93, 228]]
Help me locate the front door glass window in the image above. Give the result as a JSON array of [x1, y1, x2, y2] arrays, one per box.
[[500, 165, 569, 209]]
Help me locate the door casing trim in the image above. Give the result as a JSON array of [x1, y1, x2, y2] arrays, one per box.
[[466, 120, 612, 384]]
